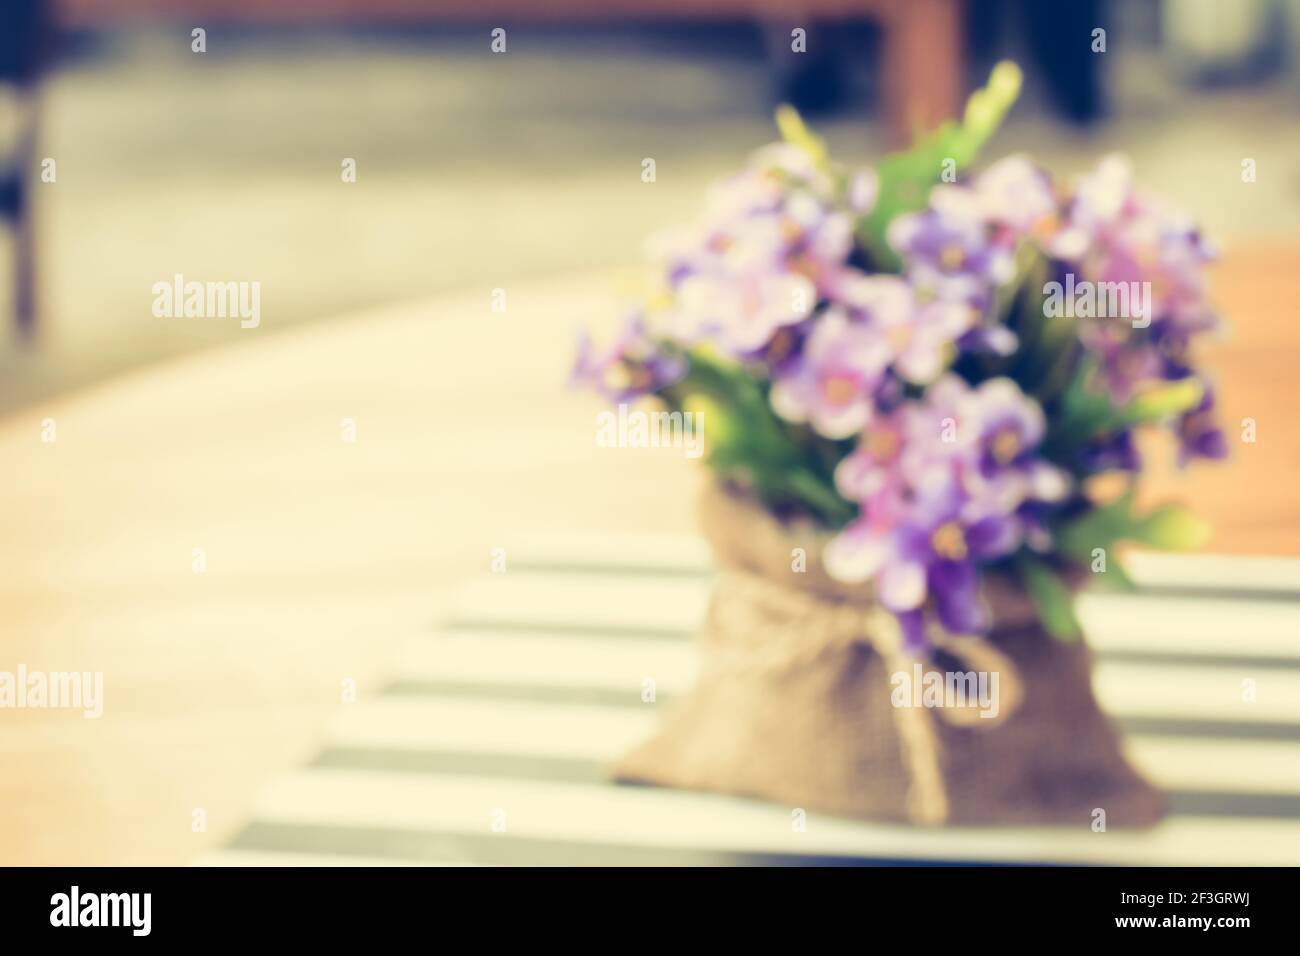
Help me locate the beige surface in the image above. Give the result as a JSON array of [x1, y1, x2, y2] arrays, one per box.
[[0, 272, 703, 865]]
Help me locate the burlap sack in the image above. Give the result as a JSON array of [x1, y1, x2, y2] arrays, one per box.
[[614, 483, 1166, 827]]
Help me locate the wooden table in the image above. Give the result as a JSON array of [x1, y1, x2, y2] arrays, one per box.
[[1140, 241, 1300, 554], [0, 273, 704, 865], [0, 251, 1295, 865]]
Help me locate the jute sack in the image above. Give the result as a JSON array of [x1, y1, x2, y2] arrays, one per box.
[[614, 483, 1166, 827]]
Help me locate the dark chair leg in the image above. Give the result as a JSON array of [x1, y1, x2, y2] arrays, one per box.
[[1, 0, 53, 340], [13, 88, 37, 340]]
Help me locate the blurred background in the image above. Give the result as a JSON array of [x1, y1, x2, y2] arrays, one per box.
[[2, 0, 1300, 866], [3, 0, 1300, 412]]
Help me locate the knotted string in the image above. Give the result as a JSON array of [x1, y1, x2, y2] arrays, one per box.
[[705, 570, 1024, 826]]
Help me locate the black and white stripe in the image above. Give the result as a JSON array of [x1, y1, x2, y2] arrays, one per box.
[[201, 540, 1300, 866]]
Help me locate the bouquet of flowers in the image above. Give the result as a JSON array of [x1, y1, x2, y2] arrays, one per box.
[[573, 62, 1225, 651]]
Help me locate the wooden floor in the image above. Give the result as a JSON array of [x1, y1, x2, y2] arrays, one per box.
[[0, 248, 1297, 864], [1142, 241, 1300, 555]]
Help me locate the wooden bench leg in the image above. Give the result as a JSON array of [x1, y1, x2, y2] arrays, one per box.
[[883, 0, 965, 146], [14, 87, 37, 340]]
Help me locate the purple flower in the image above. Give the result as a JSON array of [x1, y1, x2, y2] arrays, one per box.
[[677, 266, 815, 354], [769, 307, 892, 439], [582, 141, 1226, 652], [649, 142, 874, 355], [879, 472, 1020, 635], [963, 378, 1071, 515], [887, 185, 1016, 306], [785, 191, 856, 278], [1080, 428, 1142, 473], [837, 275, 976, 384], [1052, 155, 1218, 333], [972, 154, 1059, 237], [1077, 323, 1165, 404], [1048, 156, 1222, 451], [823, 517, 894, 585], [1048, 154, 1133, 262], [834, 412, 907, 503], [887, 185, 1020, 357], [569, 311, 686, 402], [1176, 382, 1228, 465], [958, 323, 1019, 357], [824, 376, 1068, 641]]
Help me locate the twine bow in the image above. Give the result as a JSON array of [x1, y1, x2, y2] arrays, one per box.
[[707, 571, 1025, 826]]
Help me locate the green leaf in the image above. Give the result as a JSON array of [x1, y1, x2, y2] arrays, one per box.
[[669, 348, 855, 527], [681, 393, 732, 453], [999, 250, 1085, 402], [1131, 504, 1211, 551], [783, 468, 857, 525], [1014, 553, 1081, 641], [1049, 372, 1206, 460], [858, 61, 1023, 269], [1116, 378, 1205, 427], [1056, 362, 1120, 435], [775, 104, 828, 166], [1054, 489, 1136, 565], [1056, 492, 1210, 571]]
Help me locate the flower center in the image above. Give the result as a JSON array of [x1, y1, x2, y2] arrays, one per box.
[[865, 427, 900, 463], [821, 373, 859, 406], [940, 244, 966, 271], [1030, 213, 1059, 241], [886, 323, 913, 352], [991, 426, 1022, 464], [930, 521, 968, 561]]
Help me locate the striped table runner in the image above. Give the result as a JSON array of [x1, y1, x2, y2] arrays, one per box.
[[201, 539, 1300, 866]]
